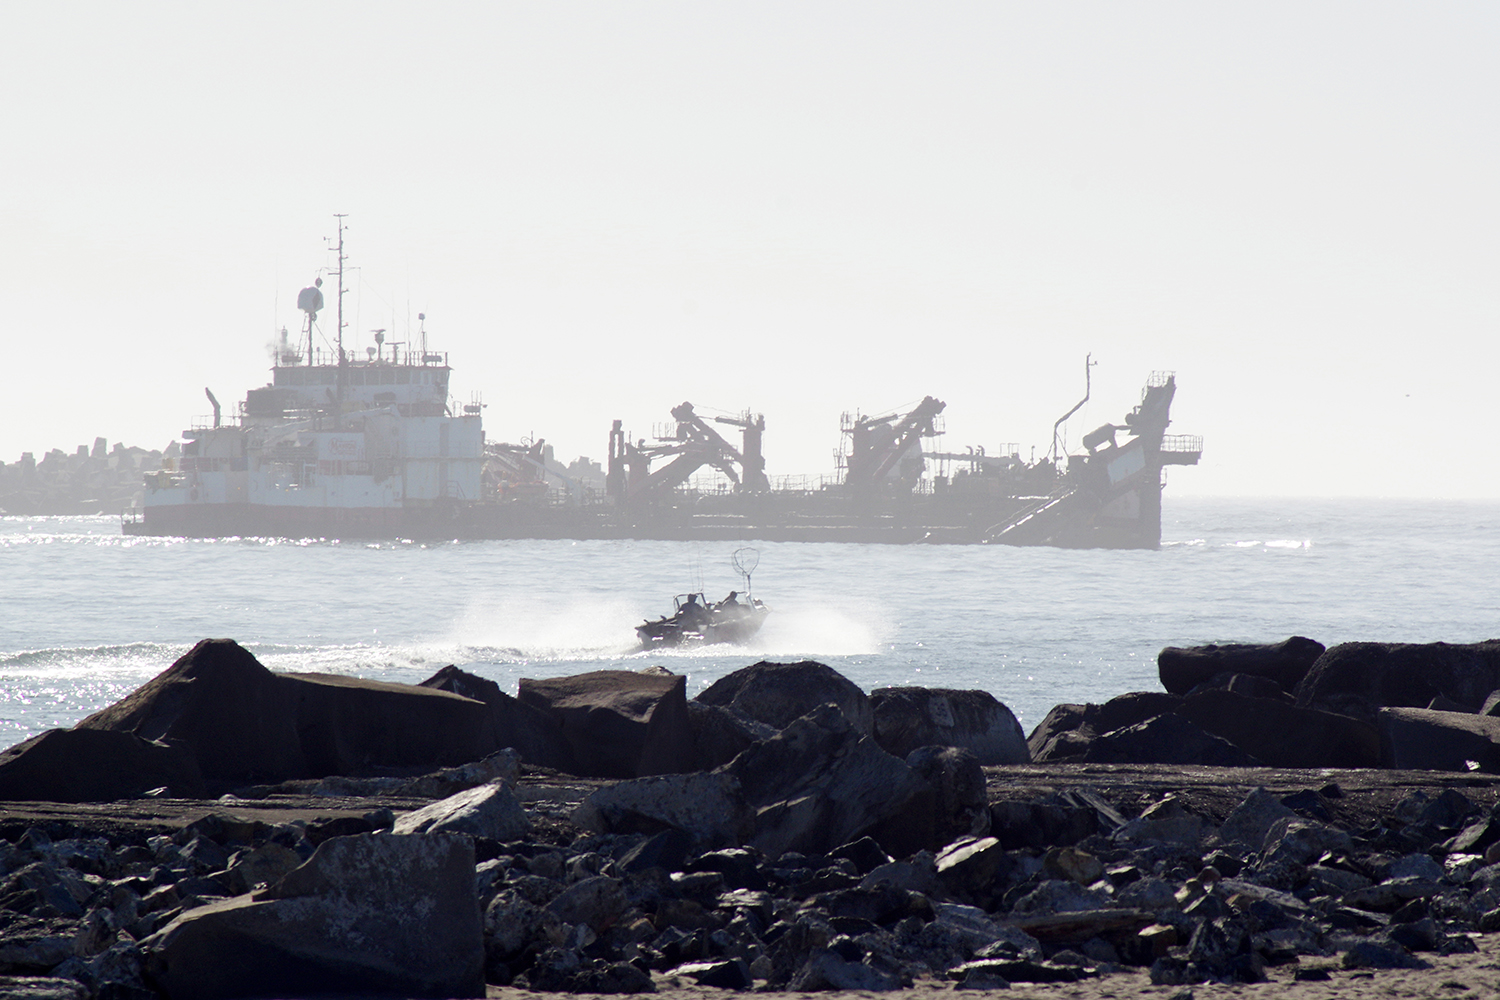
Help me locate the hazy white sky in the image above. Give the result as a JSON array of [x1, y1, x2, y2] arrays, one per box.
[[2, 2, 1495, 497]]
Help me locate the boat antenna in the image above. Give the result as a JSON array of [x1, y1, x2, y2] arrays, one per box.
[[1050, 353, 1096, 463], [333, 214, 348, 404], [732, 547, 759, 601]]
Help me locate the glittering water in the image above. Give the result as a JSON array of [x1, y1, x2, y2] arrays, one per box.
[[3, 498, 1497, 749]]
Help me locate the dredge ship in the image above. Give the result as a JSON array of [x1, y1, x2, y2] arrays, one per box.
[[123, 231, 1202, 548]]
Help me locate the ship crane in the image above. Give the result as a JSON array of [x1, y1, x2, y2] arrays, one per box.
[[843, 396, 946, 496], [606, 402, 769, 505]]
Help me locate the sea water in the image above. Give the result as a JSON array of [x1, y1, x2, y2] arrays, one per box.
[[2, 497, 1497, 751]]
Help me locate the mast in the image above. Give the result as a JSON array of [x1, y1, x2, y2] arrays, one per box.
[[333, 213, 348, 405]]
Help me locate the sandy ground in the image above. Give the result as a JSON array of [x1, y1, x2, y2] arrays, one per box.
[[482, 934, 1500, 1000]]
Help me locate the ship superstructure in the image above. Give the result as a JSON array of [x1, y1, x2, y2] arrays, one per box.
[[123, 223, 482, 538]]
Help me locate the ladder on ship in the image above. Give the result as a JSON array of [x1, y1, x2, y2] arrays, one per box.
[[982, 485, 1078, 544]]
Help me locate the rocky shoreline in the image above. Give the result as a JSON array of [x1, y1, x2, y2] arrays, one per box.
[[4, 637, 1500, 998]]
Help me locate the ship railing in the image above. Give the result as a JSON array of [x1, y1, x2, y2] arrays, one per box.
[[1160, 434, 1203, 454], [767, 474, 831, 494], [1147, 371, 1176, 389], [277, 347, 450, 369]]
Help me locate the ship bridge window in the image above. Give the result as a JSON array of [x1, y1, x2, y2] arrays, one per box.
[[397, 370, 411, 385], [380, 369, 396, 385], [350, 371, 366, 386], [319, 370, 336, 385]]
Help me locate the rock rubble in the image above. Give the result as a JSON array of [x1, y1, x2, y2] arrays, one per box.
[[1, 637, 1499, 996]]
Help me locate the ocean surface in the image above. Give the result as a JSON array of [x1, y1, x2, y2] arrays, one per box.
[[2, 497, 1497, 752]]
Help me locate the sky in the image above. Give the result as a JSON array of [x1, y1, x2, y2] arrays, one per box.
[[2, 2, 1495, 497]]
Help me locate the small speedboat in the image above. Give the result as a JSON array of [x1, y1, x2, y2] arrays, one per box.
[[636, 591, 770, 650]]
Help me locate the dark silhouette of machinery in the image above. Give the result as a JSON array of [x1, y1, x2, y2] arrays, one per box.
[[607, 402, 769, 505], [841, 396, 946, 497]]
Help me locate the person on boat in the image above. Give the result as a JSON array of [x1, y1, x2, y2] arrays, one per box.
[[678, 593, 708, 630], [717, 591, 740, 608]]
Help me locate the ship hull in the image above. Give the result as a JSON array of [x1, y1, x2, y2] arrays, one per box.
[[123, 492, 1163, 548]]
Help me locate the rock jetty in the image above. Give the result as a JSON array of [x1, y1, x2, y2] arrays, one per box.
[[2, 636, 1500, 998]]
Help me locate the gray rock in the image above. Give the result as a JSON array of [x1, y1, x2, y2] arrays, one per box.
[[1378, 707, 1500, 772], [934, 836, 1006, 892], [225, 842, 303, 895], [1175, 689, 1379, 768], [686, 701, 777, 770], [1341, 940, 1430, 970], [1297, 640, 1500, 720], [860, 857, 938, 894], [144, 832, 483, 999], [1260, 817, 1353, 866], [1077, 713, 1261, 767], [870, 687, 1029, 764], [1389, 853, 1447, 883], [1159, 637, 1324, 695], [0, 727, 205, 802], [545, 875, 629, 934], [0, 977, 87, 999], [392, 780, 531, 841], [519, 668, 695, 778], [906, 746, 991, 843], [1218, 788, 1299, 849], [1117, 876, 1177, 912], [1041, 847, 1104, 886], [80, 639, 500, 783], [1009, 879, 1113, 915], [572, 771, 750, 849], [791, 951, 901, 990], [0, 934, 74, 971], [925, 902, 1027, 954], [696, 660, 874, 735], [1115, 795, 1211, 847], [728, 703, 933, 858], [485, 889, 545, 959], [399, 748, 522, 798], [418, 666, 578, 773], [1343, 878, 1443, 912]]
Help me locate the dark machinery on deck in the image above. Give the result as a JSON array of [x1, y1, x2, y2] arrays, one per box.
[[607, 402, 769, 506]]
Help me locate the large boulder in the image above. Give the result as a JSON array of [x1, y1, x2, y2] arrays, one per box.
[[725, 702, 933, 857], [905, 746, 990, 844], [1377, 707, 1500, 772], [1173, 689, 1380, 769], [281, 672, 498, 777], [579, 703, 935, 857], [695, 660, 873, 735], [0, 728, 204, 802], [392, 781, 532, 841], [144, 832, 483, 999], [1027, 692, 1182, 763], [1073, 713, 1262, 767], [77, 639, 504, 785], [1296, 641, 1500, 721], [75, 639, 307, 782], [517, 669, 694, 778], [572, 771, 751, 849], [869, 687, 1029, 764], [1158, 637, 1325, 696], [418, 665, 579, 773], [685, 701, 777, 771]]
